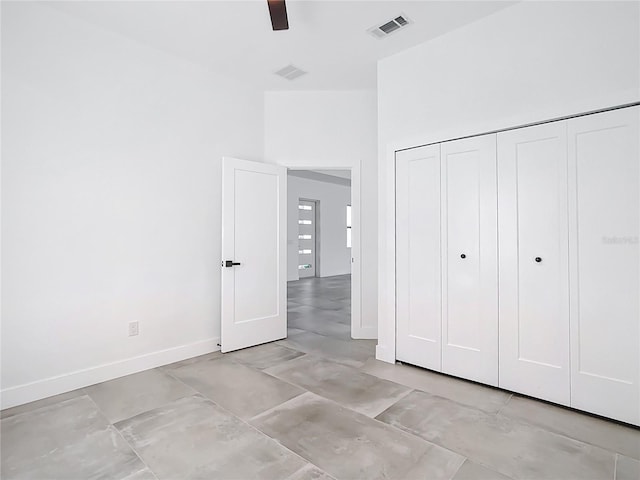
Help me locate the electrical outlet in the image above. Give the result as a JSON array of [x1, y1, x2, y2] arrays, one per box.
[[128, 321, 139, 337]]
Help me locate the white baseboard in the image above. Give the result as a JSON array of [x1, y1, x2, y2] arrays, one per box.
[[375, 344, 395, 364], [1, 337, 220, 410], [351, 326, 378, 340]]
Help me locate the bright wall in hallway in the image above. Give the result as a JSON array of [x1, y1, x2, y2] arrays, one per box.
[[1, 2, 264, 407], [287, 175, 352, 281]]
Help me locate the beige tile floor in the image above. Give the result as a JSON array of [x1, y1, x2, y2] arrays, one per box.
[[2, 274, 639, 479]]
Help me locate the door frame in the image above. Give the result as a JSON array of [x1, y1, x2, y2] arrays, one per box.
[[282, 165, 367, 339]]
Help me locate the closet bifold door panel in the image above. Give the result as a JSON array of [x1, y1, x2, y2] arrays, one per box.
[[396, 144, 442, 370], [441, 134, 499, 386], [497, 122, 571, 406], [568, 106, 640, 425]]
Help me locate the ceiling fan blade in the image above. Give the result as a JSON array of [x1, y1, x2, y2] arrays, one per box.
[[267, 0, 289, 31]]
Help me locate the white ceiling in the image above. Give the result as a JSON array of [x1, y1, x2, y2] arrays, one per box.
[[47, 1, 515, 91]]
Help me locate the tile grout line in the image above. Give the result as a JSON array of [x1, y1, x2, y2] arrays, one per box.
[[0, 389, 88, 421], [366, 361, 639, 462], [284, 463, 337, 480], [380, 372, 637, 460], [86, 368, 202, 424], [164, 352, 307, 398], [366, 390, 594, 480], [277, 337, 376, 368], [366, 375, 510, 418], [495, 393, 513, 416], [83, 393, 159, 480], [471, 459, 518, 480], [368, 388, 416, 419], [493, 399, 638, 460], [221, 356, 315, 398], [276, 390, 461, 455], [368, 408, 514, 480], [244, 390, 313, 425], [261, 351, 416, 419], [380, 385, 625, 473], [449, 458, 468, 480], [257, 391, 466, 480], [160, 374, 334, 480]]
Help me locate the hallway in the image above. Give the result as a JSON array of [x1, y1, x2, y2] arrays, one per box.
[[283, 274, 376, 367], [288, 274, 352, 340]]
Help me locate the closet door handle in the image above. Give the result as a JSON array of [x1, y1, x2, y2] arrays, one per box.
[[535, 257, 542, 263], [460, 254, 466, 259]]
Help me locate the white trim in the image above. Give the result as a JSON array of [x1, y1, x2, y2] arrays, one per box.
[[376, 143, 399, 362], [375, 344, 395, 364], [356, 327, 377, 339], [349, 164, 366, 339], [0, 338, 220, 409]]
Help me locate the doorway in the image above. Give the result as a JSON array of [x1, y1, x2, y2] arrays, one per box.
[[286, 168, 362, 341]]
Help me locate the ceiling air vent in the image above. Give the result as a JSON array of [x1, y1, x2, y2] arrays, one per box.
[[368, 14, 412, 39], [274, 64, 307, 81]]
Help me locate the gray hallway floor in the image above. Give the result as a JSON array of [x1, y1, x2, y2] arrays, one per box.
[[2, 274, 639, 479]]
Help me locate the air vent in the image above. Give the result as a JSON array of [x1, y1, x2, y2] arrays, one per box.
[[274, 64, 307, 81], [368, 14, 412, 39]]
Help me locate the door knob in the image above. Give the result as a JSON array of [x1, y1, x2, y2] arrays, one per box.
[[224, 260, 241, 267], [460, 254, 466, 259], [535, 257, 542, 263]]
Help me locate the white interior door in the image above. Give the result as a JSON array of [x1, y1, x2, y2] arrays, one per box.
[[297, 199, 316, 278], [568, 106, 640, 424], [441, 134, 498, 386], [221, 157, 287, 353], [498, 122, 570, 405], [396, 144, 442, 371]]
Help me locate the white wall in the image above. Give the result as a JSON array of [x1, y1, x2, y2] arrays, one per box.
[[287, 175, 351, 281], [265, 90, 378, 337], [1, 3, 264, 407], [376, 1, 640, 362]]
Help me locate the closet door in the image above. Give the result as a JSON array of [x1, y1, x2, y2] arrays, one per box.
[[441, 134, 498, 386], [568, 106, 640, 425], [396, 144, 442, 370], [498, 122, 570, 405]]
